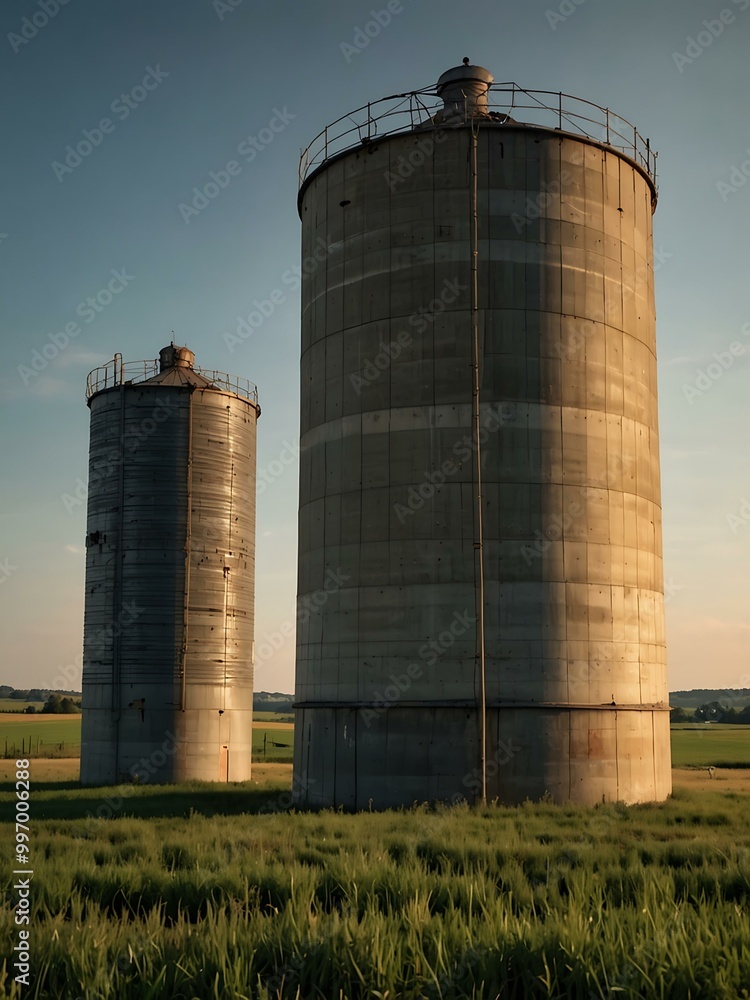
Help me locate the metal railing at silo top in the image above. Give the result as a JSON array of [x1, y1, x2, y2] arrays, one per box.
[[85, 357, 259, 405], [298, 83, 657, 189]]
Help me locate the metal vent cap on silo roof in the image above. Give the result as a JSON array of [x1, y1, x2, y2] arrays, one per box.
[[435, 57, 494, 120], [144, 344, 215, 390], [159, 343, 195, 371]]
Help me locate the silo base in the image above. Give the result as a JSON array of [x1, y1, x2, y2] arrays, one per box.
[[292, 706, 672, 809], [80, 704, 253, 785]]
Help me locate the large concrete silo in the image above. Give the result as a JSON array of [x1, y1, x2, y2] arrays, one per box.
[[80, 345, 260, 784], [293, 62, 671, 807]]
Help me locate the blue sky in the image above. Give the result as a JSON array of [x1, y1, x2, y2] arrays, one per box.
[[0, 0, 748, 694]]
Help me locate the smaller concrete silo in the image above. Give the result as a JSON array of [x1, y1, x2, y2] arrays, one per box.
[[80, 345, 260, 785]]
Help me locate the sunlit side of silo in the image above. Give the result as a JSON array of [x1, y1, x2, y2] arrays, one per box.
[[293, 62, 671, 808], [80, 345, 260, 785]]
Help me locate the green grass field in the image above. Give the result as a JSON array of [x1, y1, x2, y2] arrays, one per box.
[[0, 774, 748, 998], [0, 716, 295, 762], [0, 715, 81, 756], [0, 704, 292, 720], [670, 725, 750, 768], [252, 726, 293, 761]]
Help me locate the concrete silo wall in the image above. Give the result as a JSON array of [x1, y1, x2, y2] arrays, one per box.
[[81, 383, 258, 784], [293, 124, 670, 807]]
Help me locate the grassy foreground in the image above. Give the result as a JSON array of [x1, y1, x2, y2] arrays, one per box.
[[1, 772, 749, 999]]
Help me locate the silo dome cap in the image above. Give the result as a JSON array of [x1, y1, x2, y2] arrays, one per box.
[[435, 59, 494, 121], [159, 344, 195, 371], [436, 59, 494, 93]]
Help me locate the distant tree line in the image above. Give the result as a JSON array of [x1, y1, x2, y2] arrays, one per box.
[[670, 688, 750, 709], [253, 691, 294, 713], [2, 685, 291, 713], [4, 688, 49, 701], [0, 685, 80, 701], [23, 695, 81, 714], [671, 701, 750, 724]]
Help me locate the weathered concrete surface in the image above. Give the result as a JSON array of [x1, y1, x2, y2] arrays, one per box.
[[81, 364, 259, 785], [293, 122, 671, 808]]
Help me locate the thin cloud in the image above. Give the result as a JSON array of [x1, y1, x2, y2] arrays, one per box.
[[57, 350, 106, 369], [665, 355, 698, 366], [0, 376, 74, 402]]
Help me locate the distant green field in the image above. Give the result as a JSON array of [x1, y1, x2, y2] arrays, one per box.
[[252, 711, 294, 723], [0, 715, 295, 761], [0, 706, 291, 720], [0, 716, 82, 755], [252, 726, 293, 761], [670, 724, 750, 767]]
